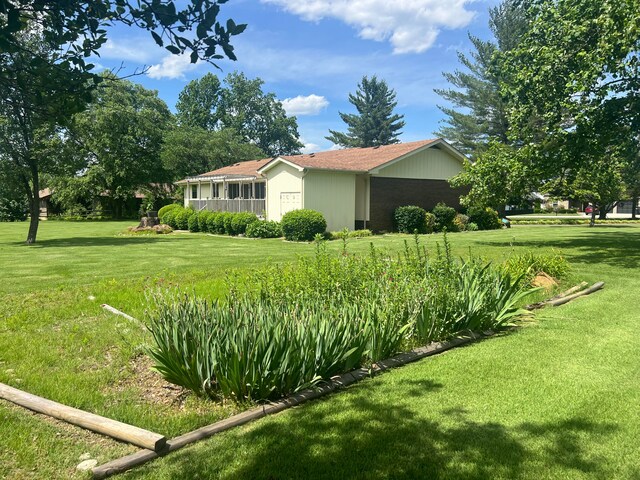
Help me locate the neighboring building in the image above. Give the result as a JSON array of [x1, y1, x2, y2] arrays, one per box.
[[178, 139, 467, 231]]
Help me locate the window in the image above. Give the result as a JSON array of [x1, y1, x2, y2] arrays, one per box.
[[254, 182, 266, 199], [212, 183, 220, 198], [228, 183, 240, 199], [242, 184, 252, 199], [191, 185, 198, 199]]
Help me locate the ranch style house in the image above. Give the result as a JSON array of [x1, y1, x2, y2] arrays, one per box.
[[176, 138, 468, 232]]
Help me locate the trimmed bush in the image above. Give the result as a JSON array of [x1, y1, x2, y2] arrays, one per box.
[[159, 204, 182, 224], [198, 211, 213, 232], [161, 209, 180, 229], [211, 212, 228, 234], [281, 209, 327, 241], [187, 211, 201, 232], [205, 211, 220, 233], [246, 220, 283, 238], [425, 212, 436, 234], [394, 205, 427, 233], [468, 206, 502, 230], [432, 203, 457, 232], [230, 212, 259, 236], [175, 208, 194, 230], [467, 222, 479, 231], [222, 212, 235, 235]]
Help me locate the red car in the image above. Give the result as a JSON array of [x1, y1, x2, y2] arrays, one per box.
[[584, 206, 598, 215]]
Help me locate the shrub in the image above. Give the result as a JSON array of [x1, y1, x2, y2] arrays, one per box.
[[198, 211, 213, 232], [281, 209, 327, 241], [175, 208, 194, 230], [328, 229, 373, 240], [467, 206, 502, 230], [187, 211, 201, 232], [502, 251, 570, 286], [424, 212, 436, 234], [158, 203, 181, 222], [432, 203, 458, 232], [222, 212, 235, 235], [467, 222, 479, 231], [454, 214, 469, 232], [161, 208, 180, 229], [206, 212, 220, 233], [394, 205, 427, 233], [246, 220, 283, 238], [230, 212, 259, 236], [213, 212, 230, 234]]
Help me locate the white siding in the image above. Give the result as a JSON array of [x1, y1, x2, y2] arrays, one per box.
[[376, 147, 463, 180], [303, 171, 356, 231], [263, 162, 303, 222]]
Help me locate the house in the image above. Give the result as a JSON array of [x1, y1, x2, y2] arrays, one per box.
[[177, 138, 467, 231]]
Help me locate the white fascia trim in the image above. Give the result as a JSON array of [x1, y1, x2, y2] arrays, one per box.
[[257, 157, 305, 174]]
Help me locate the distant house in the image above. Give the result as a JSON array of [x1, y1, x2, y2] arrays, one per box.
[[177, 139, 467, 231]]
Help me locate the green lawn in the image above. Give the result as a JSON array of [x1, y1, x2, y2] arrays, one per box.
[[1, 221, 639, 479]]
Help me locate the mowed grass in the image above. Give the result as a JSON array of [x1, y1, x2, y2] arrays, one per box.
[[1, 221, 639, 479]]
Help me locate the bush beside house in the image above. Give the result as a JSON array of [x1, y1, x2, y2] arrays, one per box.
[[281, 209, 327, 241]]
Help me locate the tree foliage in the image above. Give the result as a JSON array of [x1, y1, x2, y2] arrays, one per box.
[[162, 126, 264, 179], [68, 74, 172, 217], [435, 0, 526, 156], [326, 75, 405, 148], [175, 72, 302, 156]]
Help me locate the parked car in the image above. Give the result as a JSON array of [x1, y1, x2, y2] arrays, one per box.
[[584, 205, 599, 215]]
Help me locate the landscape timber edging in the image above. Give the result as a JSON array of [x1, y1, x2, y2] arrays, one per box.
[[91, 331, 487, 479]]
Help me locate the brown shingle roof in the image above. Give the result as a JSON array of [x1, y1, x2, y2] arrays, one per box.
[[186, 139, 446, 180], [198, 158, 273, 177], [278, 139, 439, 172]]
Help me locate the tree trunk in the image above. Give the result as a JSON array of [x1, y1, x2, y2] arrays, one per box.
[[590, 209, 596, 227], [598, 206, 607, 220], [25, 162, 40, 244], [632, 195, 638, 220]]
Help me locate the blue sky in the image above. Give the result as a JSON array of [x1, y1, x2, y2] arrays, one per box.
[[95, 0, 499, 153]]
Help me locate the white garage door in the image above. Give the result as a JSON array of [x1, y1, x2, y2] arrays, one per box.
[[280, 192, 301, 217]]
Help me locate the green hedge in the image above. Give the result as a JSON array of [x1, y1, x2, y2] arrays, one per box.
[[433, 203, 458, 232], [394, 205, 427, 233], [281, 209, 327, 241], [246, 220, 283, 238], [230, 212, 259, 235], [468, 206, 502, 230]]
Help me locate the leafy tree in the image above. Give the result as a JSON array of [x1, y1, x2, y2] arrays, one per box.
[[175, 72, 302, 156], [326, 75, 405, 148], [175, 73, 223, 130], [69, 74, 172, 217], [162, 126, 264, 179], [0, 165, 27, 221], [218, 72, 302, 156], [0, 1, 245, 243], [499, 0, 639, 214], [571, 158, 626, 226], [435, 0, 526, 156], [450, 142, 530, 211]]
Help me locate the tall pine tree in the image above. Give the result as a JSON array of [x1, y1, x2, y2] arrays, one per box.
[[326, 76, 405, 148], [435, 0, 527, 157]]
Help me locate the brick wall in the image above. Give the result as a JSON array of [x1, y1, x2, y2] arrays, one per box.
[[368, 177, 467, 232]]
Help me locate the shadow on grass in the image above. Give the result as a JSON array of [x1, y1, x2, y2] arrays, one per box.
[[126, 381, 617, 480], [12, 236, 180, 248], [480, 229, 640, 270]]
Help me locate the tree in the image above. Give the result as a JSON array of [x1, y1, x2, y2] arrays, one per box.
[[499, 0, 639, 218], [0, 1, 245, 243], [0, 164, 27, 221], [175, 72, 302, 156], [162, 126, 264, 179], [175, 73, 223, 130], [69, 74, 172, 217], [326, 75, 405, 148], [571, 158, 626, 226], [434, 0, 526, 156], [218, 72, 302, 156]]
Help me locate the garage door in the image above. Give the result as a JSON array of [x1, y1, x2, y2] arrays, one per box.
[[280, 192, 301, 217]]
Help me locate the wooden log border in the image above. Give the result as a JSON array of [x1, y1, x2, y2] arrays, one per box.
[[0, 383, 166, 451]]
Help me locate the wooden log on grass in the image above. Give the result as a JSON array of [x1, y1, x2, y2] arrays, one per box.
[[547, 281, 605, 307], [0, 383, 166, 451]]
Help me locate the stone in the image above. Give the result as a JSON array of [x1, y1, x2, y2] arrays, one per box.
[[138, 216, 159, 228], [76, 459, 98, 471], [79, 453, 92, 461], [532, 271, 558, 289]]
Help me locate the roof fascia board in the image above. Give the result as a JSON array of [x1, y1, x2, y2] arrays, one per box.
[[257, 157, 304, 174]]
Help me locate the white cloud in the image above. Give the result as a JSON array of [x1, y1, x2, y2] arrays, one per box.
[[281, 94, 329, 116], [100, 39, 155, 63], [147, 54, 199, 80], [261, 0, 475, 54], [301, 141, 321, 154]]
